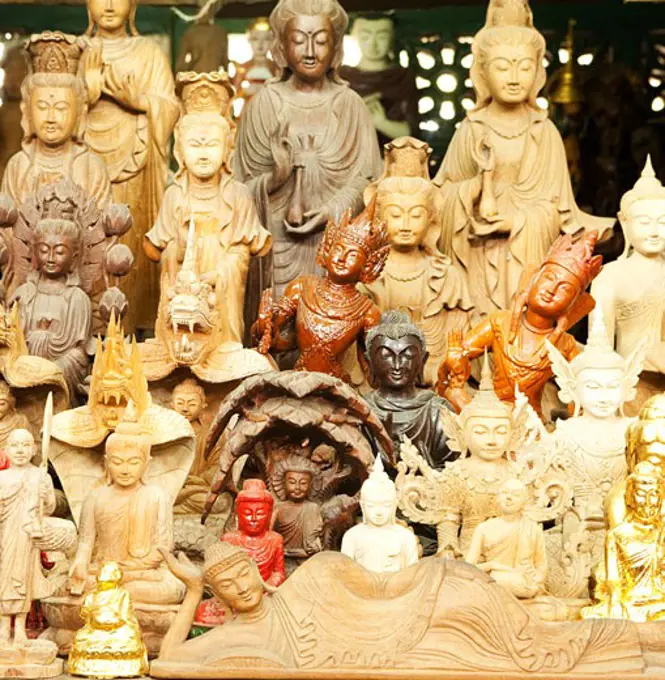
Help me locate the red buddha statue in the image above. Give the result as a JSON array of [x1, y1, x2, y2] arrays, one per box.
[[438, 231, 603, 422], [254, 198, 390, 383], [194, 479, 285, 627]]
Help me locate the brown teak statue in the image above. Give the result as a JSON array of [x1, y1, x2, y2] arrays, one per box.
[[438, 231, 603, 421], [253, 200, 389, 383]]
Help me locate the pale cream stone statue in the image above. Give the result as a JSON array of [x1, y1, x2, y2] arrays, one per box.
[[1, 32, 111, 211], [81, 0, 179, 330], [591, 156, 665, 416], [433, 0, 613, 317], [341, 454, 419, 573], [361, 137, 474, 385], [466, 478, 546, 599]]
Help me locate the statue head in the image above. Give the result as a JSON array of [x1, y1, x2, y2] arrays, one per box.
[[360, 455, 397, 527], [247, 17, 273, 60], [174, 71, 235, 182], [625, 461, 665, 525], [5, 428, 35, 467], [626, 395, 665, 475], [366, 310, 427, 390], [0, 381, 17, 422], [172, 378, 207, 423], [104, 400, 152, 489], [236, 479, 274, 537], [22, 32, 87, 147], [97, 561, 123, 590], [351, 13, 396, 65], [618, 156, 665, 258], [270, 0, 348, 84], [275, 455, 317, 504], [497, 478, 528, 517], [204, 542, 265, 613], [470, 0, 546, 111], [33, 218, 80, 280], [85, 0, 138, 37], [316, 198, 389, 285]]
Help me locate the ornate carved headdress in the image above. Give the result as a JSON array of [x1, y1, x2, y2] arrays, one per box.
[[619, 155, 665, 218], [361, 454, 396, 504], [26, 31, 83, 76], [381, 137, 432, 181], [543, 231, 603, 290], [176, 71, 235, 119], [204, 541, 252, 581], [462, 351, 513, 422], [237, 478, 274, 507], [483, 0, 534, 29]]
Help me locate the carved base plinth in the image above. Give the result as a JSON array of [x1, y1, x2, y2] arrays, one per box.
[[0, 639, 62, 678], [41, 596, 178, 656], [174, 513, 229, 561]]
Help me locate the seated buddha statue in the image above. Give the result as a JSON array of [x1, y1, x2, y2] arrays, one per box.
[[68, 561, 148, 678]]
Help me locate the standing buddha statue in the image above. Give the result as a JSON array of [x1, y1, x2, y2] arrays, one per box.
[[81, 0, 179, 330], [231, 18, 276, 110], [433, 0, 613, 318]]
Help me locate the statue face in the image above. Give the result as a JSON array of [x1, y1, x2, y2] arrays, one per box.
[[527, 263, 580, 320], [210, 559, 263, 613], [284, 15, 334, 83], [497, 480, 528, 516], [30, 85, 78, 147], [485, 43, 538, 106], [105, 444, 148, 489], [327, 239, 367, 284], [631, 477, 662, 522], [6, 429, 34, 467], [464, 415, 511, 461], [88, 0, 131, 32], [361, 493, 396, 527], [576, 367, 624, 419], [249, 28, 272, 59], [353, 17, 394, 63], [237, 500, 271, 537], [172, 386, 205, 422], [622, 199, 665, 256], [381, 195, 429, 251], [285, 470, 312, 502], [370, 335, 423, 390], [0, 392, 14, 421], [35, 231, 76, 278], [181, 123, 227, 181]]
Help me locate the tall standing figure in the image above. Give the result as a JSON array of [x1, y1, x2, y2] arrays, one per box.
[[81, 0, 179, 331]]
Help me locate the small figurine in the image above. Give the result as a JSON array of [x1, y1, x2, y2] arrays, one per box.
[[68, 561, 148, 678], [591, 156, 665, 414], [466, 478, 547, 600], [433, 0, 612, 318], [341, 455, 419, 573], [364, 310, 456, 469], [438, 231, 603, 422], [230, 17, 276, 108], [233, 0, 382, 300], [82, 0, 179, 330], [340, 14, 418, 148], [254, 200, 389, 383], [582, 461, 665, 622]]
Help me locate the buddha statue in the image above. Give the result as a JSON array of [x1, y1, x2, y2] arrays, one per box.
[[591, 157, 665, 415], [254, 200, 389, 383], [364, 310, 456, 469], [233, 0, 382, 300], [466, 478, 547, 600], [1, 32, 111, 211], [142, 71, 274, 385], [68, 561, 148, 678], [438, 231, 603, 422], [361, 138, 474, 384], [0, 45, 28, 182], [153, 542, 655, 678], [0, 379, 30, 449], [433, 0, 613, 318], [174, 0, 228, 76], [81, 0, 179, 331], [582, 461, 665, 622], [340, 14, 418, 148], [231, 17, 277, 109], [341, 455, 419, 573]]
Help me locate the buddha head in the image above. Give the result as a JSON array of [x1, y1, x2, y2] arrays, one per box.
[[625, 461, 665, 525], [85, 0, 138, 38], [0, 380, 18, 422], [273, 455, 318, 504], [626, 395, 665, 475], [270, 0, 348, 84], [33, 218, 80, 281], [5, 428, 35, 467], [172, 378, 207, 423], [236, 479, 274, 537], [104, 401, 152, 489], [471, 0, 546, 111], [204, 542, 265, 613], [618, 156, 665, 258], [317, 198, 389, 285], [97, 561, 123, 590], [366, 310, 427, 391], [360, 455, 397, 527], [247, 17, 273, 60], [22, 32, 87, 147], [352, 13, 396, 65], [497, 478, 528, 517]]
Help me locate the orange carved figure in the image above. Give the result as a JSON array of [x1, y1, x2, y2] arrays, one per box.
[[437, 231, 603, 421], [254, 199, 389, 383]]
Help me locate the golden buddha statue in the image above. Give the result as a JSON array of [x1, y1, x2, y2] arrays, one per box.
[[68, 561, 148, 678], [582, 462, 665, 622]]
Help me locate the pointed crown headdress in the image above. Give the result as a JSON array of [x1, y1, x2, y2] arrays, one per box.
[[361, 454, 396, 503], [26, 31, 83, 76], [570, 307, 625, 375], [484, 0, 534, 29], [462, 351, 513, 423], [542, 231, 603, 291], [619, 155, 665, 218], [176, 70, 235, 119]]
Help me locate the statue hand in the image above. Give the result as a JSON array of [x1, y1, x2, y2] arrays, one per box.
[[68, 559, 87, 594], [472, 215, 513, 236], [472, 134, 495, 174], [82, 41, 104, 104], [157, 548, 204, 589], [269, 127, 294, 193], [103, 67, 148, 113], [285, 208, 330, 235]]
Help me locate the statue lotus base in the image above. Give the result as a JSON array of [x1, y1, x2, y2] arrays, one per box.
[[0, 639, 62, 678]]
